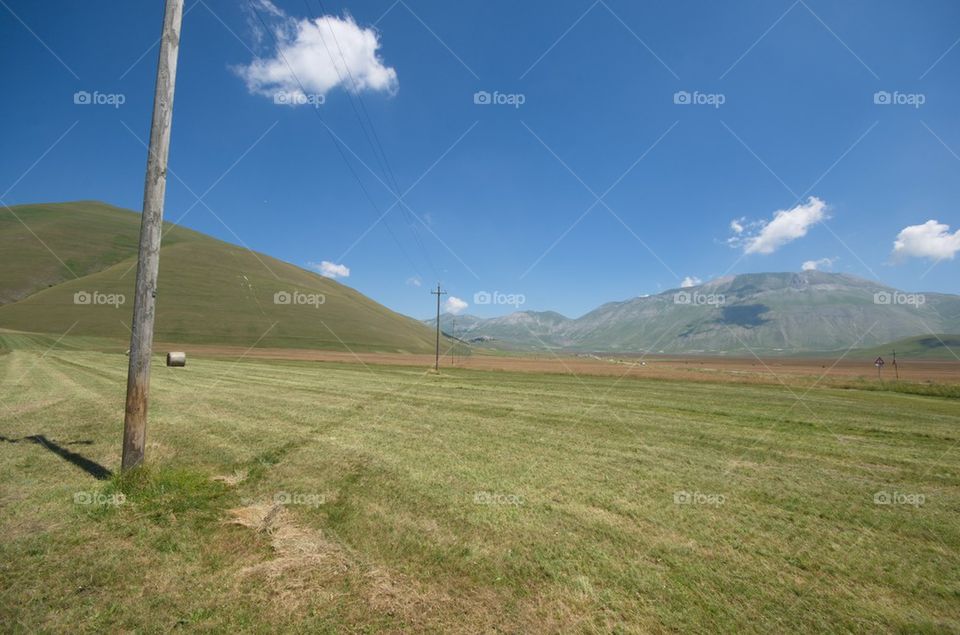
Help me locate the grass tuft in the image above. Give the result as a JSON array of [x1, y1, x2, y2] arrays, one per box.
[[244, 442, 299, 483], [106, 465, 230, 524]]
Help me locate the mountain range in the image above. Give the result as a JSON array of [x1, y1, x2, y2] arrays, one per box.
[[430, 272, 960, 355], [3, 201, 958, 358]]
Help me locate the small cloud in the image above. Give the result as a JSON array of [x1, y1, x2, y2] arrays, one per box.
[[406, 276, 422, 287], [444, 296, 468, 315], [892, 220, 960, 261], [234, 4, 398, 105], [309, 260, 350, 278], [801, 257, 836, 271], [252, 0, 284, 17], [680, 276, 702, 288], [729, 197, 828, 255]]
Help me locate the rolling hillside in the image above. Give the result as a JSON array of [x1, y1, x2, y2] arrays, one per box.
[[858, 334, 960, 361], [0, 201, 440, 353], [0, 200, 208, 305], [432, 272, 960, 355]]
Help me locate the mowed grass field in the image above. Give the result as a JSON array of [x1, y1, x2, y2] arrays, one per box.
[[1, 335, 959, 633]]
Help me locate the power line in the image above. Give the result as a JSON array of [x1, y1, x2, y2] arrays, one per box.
[[305, 0, 439, 278], [247, 0, 429, 280], [305, 0, 397, 193]]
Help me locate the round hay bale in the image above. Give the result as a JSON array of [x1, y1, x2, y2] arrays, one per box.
[[166, 352, 186, 367]]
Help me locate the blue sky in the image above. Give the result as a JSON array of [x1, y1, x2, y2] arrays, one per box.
[[2, 0, 959, 320]]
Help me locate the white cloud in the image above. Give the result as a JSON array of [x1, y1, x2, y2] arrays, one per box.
[[444, 296, 468, 315], [309, 260, 350, 278], [680, 276, 702, 288], [729, 197, 828, 255], [801, 257, 836, 271], [235, 3, 397, 104], [251, 0, 285, 20], [405, 276, 422, 287], [892, 220, 960, 261]]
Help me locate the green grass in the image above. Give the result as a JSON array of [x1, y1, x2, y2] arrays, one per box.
[[858, 334, 960, 362], [826, 377, 960, 399], [1, 338, 958, 632], [0, 200, 206, 305], [0, 201, 440, 353]]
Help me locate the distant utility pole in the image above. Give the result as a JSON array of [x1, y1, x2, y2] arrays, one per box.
[[893, 349, 900, 380], [451, 316, 457, 366], [121, 0, 184, 472], [431, 284, 447, 371]]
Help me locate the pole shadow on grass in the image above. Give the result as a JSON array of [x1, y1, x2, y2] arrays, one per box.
[[0, 434, 112, 480]]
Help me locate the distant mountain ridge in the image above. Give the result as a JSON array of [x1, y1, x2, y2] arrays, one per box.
[[429, 272, 960, 355]]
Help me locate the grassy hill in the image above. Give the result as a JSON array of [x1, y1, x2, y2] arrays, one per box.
[[0, 201, 208, 305], [858, 334, 960, 361], [0, 201, 440, 353]]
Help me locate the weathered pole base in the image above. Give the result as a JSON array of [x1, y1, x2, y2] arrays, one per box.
[[121, 388, 148, 471]]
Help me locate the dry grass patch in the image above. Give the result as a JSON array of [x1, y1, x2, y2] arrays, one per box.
[[227, 501, 523, 633]]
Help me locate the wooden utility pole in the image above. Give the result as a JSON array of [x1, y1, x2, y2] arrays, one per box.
[[121, 0, 184, 472], [431, 284, 447, 371], [893, 350, 900, 380]]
